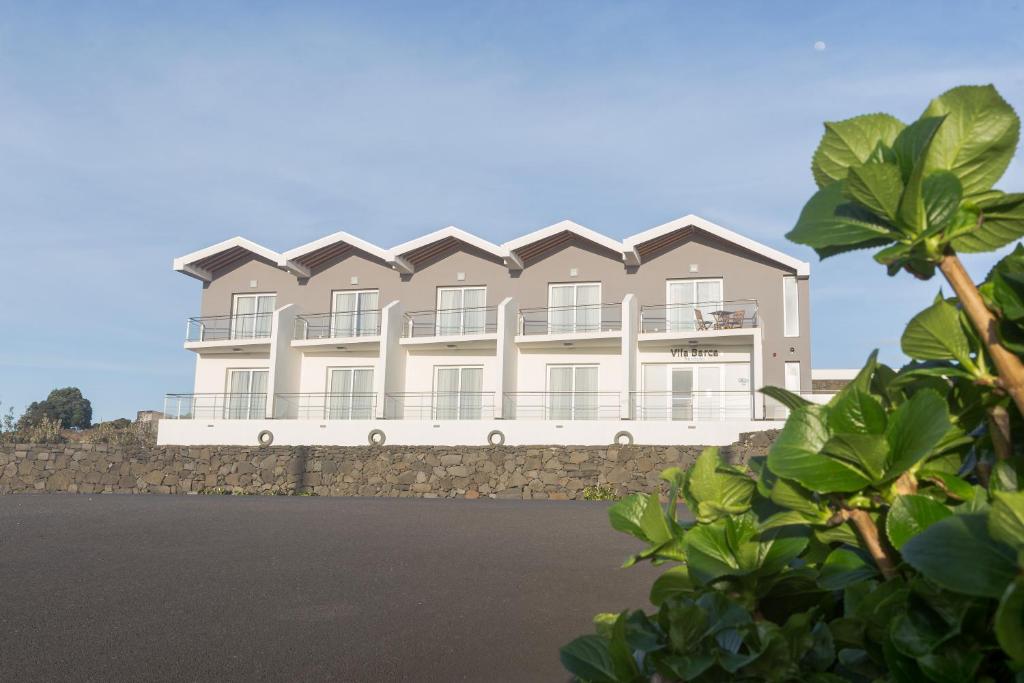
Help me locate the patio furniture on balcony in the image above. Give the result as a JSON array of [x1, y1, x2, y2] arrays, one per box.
[[639, 300, 758, 334]]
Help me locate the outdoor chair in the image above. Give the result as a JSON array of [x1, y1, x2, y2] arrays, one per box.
[[724, 310, 746, 328], [694, 309, 713, 331]]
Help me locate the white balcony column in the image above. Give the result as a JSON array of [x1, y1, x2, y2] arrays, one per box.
[[376, 301, 405, 419], [494, 297, 517, 419], [266, 304, 301, 419], [752, 327, 765, 420], [621, 294, 638, 420]]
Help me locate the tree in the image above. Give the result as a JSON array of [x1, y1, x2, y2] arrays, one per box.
[[19, 387, 92, 430], [561, 85, 1024, 682]]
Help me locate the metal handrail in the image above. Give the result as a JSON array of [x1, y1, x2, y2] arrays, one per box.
[[163, 393, 268, 420], [639, 299, 759, 334], [517, 302, 622, 335], [293, 310, 382, 340], [502, 391, 622, 420], [273, 393, 378, 419], [402, 306, 498, 338], [185, 313, 274, 342], [383, 392, 496, 419]]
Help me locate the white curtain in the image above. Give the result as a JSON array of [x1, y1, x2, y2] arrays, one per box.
[[232, 295, 256, 339], [462, 288, 486, 334], [329, 368, 373, 419], [254, 295, 275, 337], [696, 366, 721, 421], [667, 282, 694, 331], [459, 367, 483, 419], [351, 368, 374, 418], [437, 289, 462, 336], [695, 281, 722, 327], [333, 292, 358, 337], [575, 284, 600, 332], [573, 366, 598, 419], [671, 368, 694, 421], [226, 370, 251, 419], [642, 364, 666, 420], [549, 286, 575, 333], [548, 366, 573, 419], [328, 369, 353, 419], [783, 277, 799, 337], [434, 367, 460, 419], [358, 291, 380, 336]]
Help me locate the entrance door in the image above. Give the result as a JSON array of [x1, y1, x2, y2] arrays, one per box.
[[327, 368, 374, 419]]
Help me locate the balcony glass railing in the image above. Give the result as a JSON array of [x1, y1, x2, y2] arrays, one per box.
[[273, 393, 377, 419], [383, 392, 496, 420], [186, 313, 274, 342], [163, 393, 268, 420], [293, 310, 382, 340], [639, 300, 758, 334], [402, 307, 498, 338], [631, 391, 754, 421], [517, 303, 622, 336], [638, 299, 761, 333], [502, 392, 622, 420]]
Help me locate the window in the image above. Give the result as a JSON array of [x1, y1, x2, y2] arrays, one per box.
[[231, 294, 276, 339], [783, 276, 799, 337], [785, 361, 801, 393], [548, 283, 601, 333], [433, 366, 484, 419], [666, 279, 723, 332], [547, 365, 599, 420], [225, 369, 268, 419], [327, 367, 374, 419], [332, 290, 379, 337], [436, 287, 487, 335]]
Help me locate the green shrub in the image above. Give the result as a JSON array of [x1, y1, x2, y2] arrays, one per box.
[[562, 84, 1024, 682], [583, 485, 621, 501]]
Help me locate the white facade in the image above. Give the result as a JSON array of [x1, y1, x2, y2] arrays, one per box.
[[160, 216, 831, 447]]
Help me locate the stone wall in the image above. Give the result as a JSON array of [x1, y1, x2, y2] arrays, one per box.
[[0, 431, 777, 499]]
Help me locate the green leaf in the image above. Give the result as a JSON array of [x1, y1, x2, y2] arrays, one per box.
[[608, 494, 653, 541], [768, 405, 872, 493], [685, 447, 754, 522], [829, 386, 887, 435], [918, 469, 975, 502], [989, 491, 1024, 549], [922, 84, 1021, 197], [769, 476, 826, 517], [845, 162, 904, 222], [760, 385, 811, 411], [812, 113, 905, 188], [818, 547, 879, 590], [886, 494, 952, 550], [895, 116, 946, 234], [955, 191, 1024, 252], [560, 635, 618, 683], [823, 433, 889, 482], [900, 298, 971, 363], [884, 390, 950, 479], [921, 171, 963, 236], [649, 566, 692, 606], [787, 181, 897, 259], [991, 244, 1024, 320], [685, 521, 741, 583], [901, 514, 1018, 598], [996, 577, 1024, 662], [608, 612, 640, 681]]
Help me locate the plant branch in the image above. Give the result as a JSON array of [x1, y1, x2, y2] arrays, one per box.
[[847, 509, 899, 580], [939, 253, 1024, 416], [988, 404, 1012, 461]]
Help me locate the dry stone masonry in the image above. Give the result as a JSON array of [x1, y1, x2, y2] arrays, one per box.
[[0, 431, 777, 499]]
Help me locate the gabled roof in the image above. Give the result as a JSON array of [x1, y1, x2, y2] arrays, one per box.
[[280, 231, 392, 272], [502, 220, 634, 268], [389, 226, 506, 274], [623, 215, 810, 276], [172, 237, 303, 282]]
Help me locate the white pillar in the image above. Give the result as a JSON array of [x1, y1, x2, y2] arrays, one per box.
[[495, 297, 517, 418], [752, 327, 765, 420], [266, 304, 301, 419], [376, 301, 405, 419], [621, 294, 638, 420]]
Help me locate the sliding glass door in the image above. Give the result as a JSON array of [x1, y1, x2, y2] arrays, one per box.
[[547, 365, 598, 420], [436, 287, 487, 335], [666, 279, 722, 331], [548, 283, 600, 333], [434, 366, 484, 419], [225, 369, 269, 419], [231, 294, 276, 339], [327, 368, 374, 419], [332, 290, 379, 337]]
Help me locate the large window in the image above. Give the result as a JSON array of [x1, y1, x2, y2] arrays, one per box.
[[433, 366, 484, 419], [548, 283, 601, 333], [547, 365, 599, 420], [231, 293, 276, 339], [436, 287, 487, 335], [783, 276, 800, 337], [666, 279, 723, 332], [332, 290, 379, 337], [225, 369, 268, 419], [327, 367, 374, 419]]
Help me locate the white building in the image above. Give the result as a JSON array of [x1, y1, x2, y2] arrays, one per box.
[[159, 215, 830, 447]]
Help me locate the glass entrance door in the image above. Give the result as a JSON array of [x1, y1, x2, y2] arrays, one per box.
[[327, 368, 374, 419], [225, 369, 269, 419]]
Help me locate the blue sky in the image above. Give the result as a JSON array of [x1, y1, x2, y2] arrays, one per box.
[[1, 1, 1023, 421]]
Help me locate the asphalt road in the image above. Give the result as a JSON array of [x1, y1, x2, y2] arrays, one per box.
[[0, 495, 660, 682]]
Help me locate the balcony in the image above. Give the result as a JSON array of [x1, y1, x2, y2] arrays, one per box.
[[184, 313, 274, 351], [383, 392, 497, 420], [515, 303, 623, 349], [502, 392, 622, 420], [400, 306, 499, 348], [164, 393, 268, 420], [639, 300, 758, 338], [292, 310, 382, 351], [631, 391, 755, 421], [273, 393, 378, 420]]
